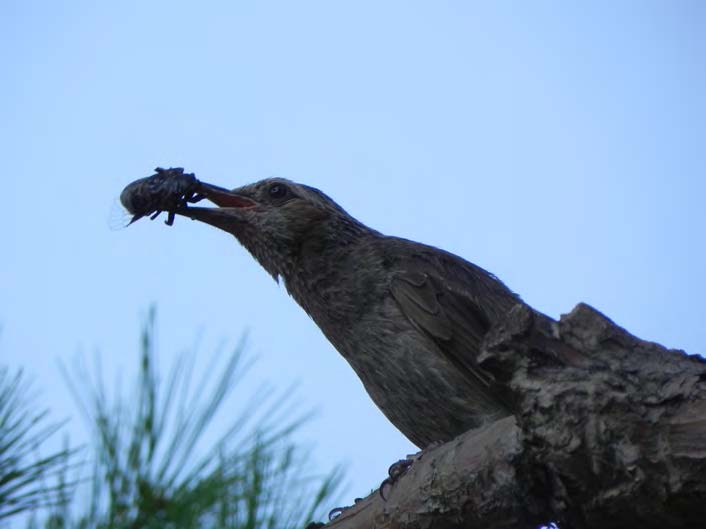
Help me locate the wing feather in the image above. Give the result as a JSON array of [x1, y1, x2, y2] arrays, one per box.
[[389, 249, 520, 391]]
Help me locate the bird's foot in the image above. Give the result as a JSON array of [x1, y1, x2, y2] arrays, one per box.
[[379, 458, 414, 501], [327, 497, 363, 521], [379, 442, 445, 501]]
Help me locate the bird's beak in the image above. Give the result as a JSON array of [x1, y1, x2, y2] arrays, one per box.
[[176, 181, 257, 233], [197, 182, 258, 209]]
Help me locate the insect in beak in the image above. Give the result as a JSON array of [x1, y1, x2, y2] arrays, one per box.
[[118, 167, 256, 227]]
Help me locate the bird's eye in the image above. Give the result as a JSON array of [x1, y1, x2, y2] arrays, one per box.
[[268, 183, 288, 199]]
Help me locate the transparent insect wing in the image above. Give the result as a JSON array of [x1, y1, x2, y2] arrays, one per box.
[[107, 195, 134, 230]]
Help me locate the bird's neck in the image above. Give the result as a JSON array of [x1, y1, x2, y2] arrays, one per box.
[[282, 217, 383, 326]]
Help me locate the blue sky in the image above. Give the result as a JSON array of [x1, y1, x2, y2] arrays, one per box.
[[2, 0, 705, 513]]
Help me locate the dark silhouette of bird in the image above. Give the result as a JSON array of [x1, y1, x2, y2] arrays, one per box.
[[170, 176, 522, 449]]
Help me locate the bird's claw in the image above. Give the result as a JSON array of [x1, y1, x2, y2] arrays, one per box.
[[379, 458, 414, 501], [328, 506, 345, 521], [328, 498, 363, 521]]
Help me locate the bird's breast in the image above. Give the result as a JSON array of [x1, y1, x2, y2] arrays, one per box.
[[313, 296, 507, 448]]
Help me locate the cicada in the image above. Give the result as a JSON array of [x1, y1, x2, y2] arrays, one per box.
[[120, 167, 205, 226]]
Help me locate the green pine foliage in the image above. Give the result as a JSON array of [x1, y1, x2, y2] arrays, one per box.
[[25, 309, 343, 529], [0, 367, 76, 520]]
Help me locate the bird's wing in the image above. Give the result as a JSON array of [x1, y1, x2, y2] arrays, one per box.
[[389, 252, 518, 390]]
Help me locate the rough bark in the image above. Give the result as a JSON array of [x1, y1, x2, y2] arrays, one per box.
[[322, 303, 706, 529]]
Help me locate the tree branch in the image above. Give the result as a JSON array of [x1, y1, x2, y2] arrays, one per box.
[[324, 303, 706, 529]]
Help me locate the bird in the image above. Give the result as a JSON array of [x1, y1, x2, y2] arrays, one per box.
[[174, 176, 522, 449]]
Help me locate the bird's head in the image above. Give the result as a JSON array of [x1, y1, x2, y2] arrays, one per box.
[[179, 178, 367, 281]]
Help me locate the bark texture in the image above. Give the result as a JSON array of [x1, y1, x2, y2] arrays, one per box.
[[324, 303, 706, 529]]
